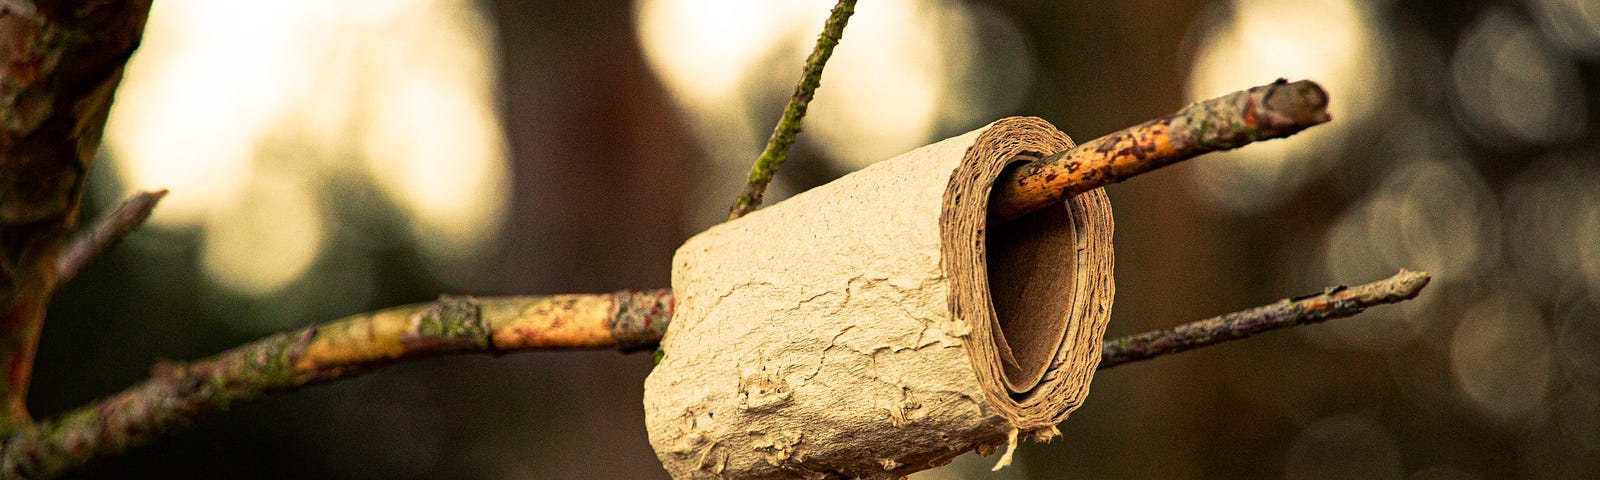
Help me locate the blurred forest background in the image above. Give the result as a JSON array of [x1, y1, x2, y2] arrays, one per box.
[[34, 0, 1599, 478]]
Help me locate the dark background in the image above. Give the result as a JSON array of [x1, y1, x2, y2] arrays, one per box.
[[34, 0, 1600, 478]]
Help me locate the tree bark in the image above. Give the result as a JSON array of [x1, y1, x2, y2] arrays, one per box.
[[0, 0, 152, 431]]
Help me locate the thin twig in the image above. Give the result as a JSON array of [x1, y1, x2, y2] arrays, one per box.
[[1100, 270, 1431, 369], [54, 189, 167, 288], [0, 271, 1431, 478], [0, 291, 672, 479], [989, 79, 1331, 223], [727, 0, 856, 220]]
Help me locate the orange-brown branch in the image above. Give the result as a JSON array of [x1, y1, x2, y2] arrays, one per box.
[[1, 290, 672, 478], [2, 270, 1437, 478], [989, 79, 1330, 223]]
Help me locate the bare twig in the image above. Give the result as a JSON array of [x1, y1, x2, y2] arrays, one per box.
[[0, 291, 672, 479], [1100, 270, 1431, 369], [989, 79, 1330, 223], [54, 190, 167, 287], [727, 0, 856, 220]]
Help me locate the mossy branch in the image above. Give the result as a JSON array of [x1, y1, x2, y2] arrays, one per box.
[[0, 271, 1431, 478], [727, 0, 856, 220], [1, 291, 673, 478]]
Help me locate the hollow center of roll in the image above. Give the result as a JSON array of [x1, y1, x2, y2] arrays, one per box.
[[985, 161, 1080, 395]]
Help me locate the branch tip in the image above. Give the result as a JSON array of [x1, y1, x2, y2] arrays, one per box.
[[55, 189, 169, 288], [989, 78, 1333, 223], [1098, 269, 1432, 369]]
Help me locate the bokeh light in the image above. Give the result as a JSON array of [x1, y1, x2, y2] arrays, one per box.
[[635, 0, 1032, 226], [1554, 295, 1600, 378], [1312, 158, 1499, 350], [104, 0, 509, 298], [636, 0, 827, 113], [636, 0, 832, 226], [1451, 10, 1586, 147], [1184, 0, 1387, 212], [1503, 155, 1600, 301], [1526, 0, 1600, 58], [42, 0, 1600, 477], [803, 0, 952, 169], [1449, 293, 1552, 421], [197, 170, 325, 296], [1284, 414, 1403, 480]]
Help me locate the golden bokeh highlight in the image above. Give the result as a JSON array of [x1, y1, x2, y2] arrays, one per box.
[[104, 0, 509, 297], [635, 0, 1030, 226], [1184, 0, 1384, 212]]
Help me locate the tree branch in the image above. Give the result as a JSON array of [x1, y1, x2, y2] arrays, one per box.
[[730, 76, 1331, 225], [988, 79, 1330, 222], [727, 0, 855, 220], [0, 271, 1429, 478], [0, 290, 672, 479], [53, 189, 166, 288], [1100, 269, 1430, 369], [0, 0, 153, 431], [0, 72, 1354, 476]]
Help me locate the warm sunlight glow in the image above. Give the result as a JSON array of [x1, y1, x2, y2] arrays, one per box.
[[637, 0, 827, 111], [635, 0, 1030, 225], [364, 76, 510, 256], [805, 0, 951, 169], [355, 4, 510, 260], [1185, 0, 1384, 211], [199, 171, 325, 296], [104, 0, 509, 297]]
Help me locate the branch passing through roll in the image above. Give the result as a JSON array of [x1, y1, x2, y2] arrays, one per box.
[[645, 117, 1115, 479]]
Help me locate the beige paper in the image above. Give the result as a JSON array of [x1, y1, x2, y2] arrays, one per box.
[[644, 117, 1115, 479]]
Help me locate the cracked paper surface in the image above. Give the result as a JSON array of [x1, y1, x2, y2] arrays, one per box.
[[644, 117, 1113, 479]]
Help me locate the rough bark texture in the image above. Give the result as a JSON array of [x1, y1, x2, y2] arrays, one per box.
[[1101, 270, 1430, 367], [0, 0, 152, 431], [648, 118, 1114, 479], [0, 290, 672, 479], [0, 268, 1432, 479], [988, 79, 1330, 222]]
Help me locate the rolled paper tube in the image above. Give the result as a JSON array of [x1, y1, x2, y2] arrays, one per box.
[[644, 117, 1115, 479]]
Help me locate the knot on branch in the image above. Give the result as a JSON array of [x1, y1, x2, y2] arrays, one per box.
[[609, 289, 673, 353], [402, 295, 488, 352], [1175, 78, 1331, 152]]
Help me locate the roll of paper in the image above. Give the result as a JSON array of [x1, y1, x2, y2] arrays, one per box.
[[645, 117, 1114, 479]]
